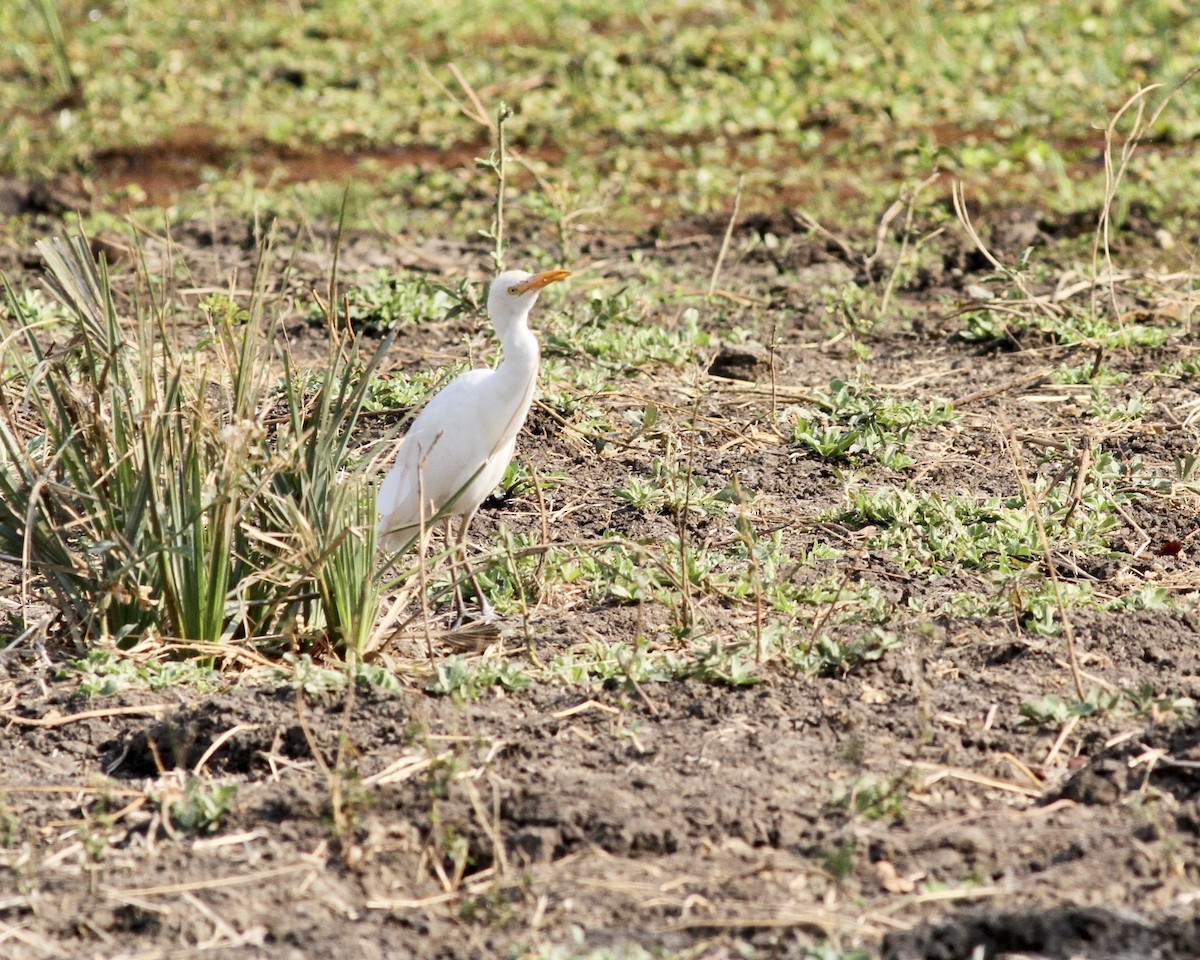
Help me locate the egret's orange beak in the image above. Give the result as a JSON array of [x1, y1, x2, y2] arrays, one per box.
[[512, 269, 571, 294]]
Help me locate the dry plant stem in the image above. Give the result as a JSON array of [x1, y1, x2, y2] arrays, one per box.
[[330, 651, 360, 850], [492, 103, 511, 271], [417, 458, 434, 660], [952, 181, 1061, 323], [1061, 434, 1094, 526], [808, 569, 853, 649], [791, 210, 857, 263], [877, 173, 939, 319], [708, 176, 743, 298], [442, 516, 464, 616], [294, 688, 330, 777], [1001, 423, 1085, 700], [618, 648, 660, 716], [441, 62, 597, 259], [767, 314, 779, 423], [499, 533, 534, 657], [0, 704, 169, 728], [1093, 70, 1199, 323], [953, 368, 1051, 407], [531, 465, 552, 598], [676, 390, 705, 633]]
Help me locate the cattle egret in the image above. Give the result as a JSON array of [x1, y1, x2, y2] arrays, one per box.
[[377, 268, 570, 621]]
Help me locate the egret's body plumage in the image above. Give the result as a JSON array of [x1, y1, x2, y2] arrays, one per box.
[[376, 268, 569, 619]]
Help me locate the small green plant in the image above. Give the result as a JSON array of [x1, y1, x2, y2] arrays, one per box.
[[1021, 686, 1196, 726], [200, 293, 250, 328], [66, 649, 222, 696], [960, 300, 1171, 349], [788, 629, 900, 676], [615, 456, 726, 517], [163, 778, 237, 835], [837, 774, 907, 820], [1053, 361, 1127, 385], [1019, 689, 1121, 726], [672, 639, 763, 686], [313, 270, 457, 334], [32, 0, 79, 102], [1087, 386, 1146, 422], [829, 448, 1134, 578], [792, 379, 955, 468], [545, 297, 724, 372], [426, 655, 530, 702], [818, 838, 858, 880], [0, 794, 20, 847]]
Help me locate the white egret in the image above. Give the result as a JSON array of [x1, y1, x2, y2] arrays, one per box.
[[376, 267, 570, 622]]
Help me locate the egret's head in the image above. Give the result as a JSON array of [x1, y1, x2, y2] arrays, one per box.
[[487, 268, 570, 331]]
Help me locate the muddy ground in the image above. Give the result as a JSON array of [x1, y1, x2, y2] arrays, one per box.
[[3, 199, 1200, 960]]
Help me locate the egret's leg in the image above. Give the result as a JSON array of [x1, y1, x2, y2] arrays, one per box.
[[443, 516, 467, 624], [457, 511, 495, 622]]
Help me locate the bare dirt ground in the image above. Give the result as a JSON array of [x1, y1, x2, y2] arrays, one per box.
[[3, 200, 1200, 959]]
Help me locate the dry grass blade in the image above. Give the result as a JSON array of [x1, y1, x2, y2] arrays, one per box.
[[0, 704, 170, 728], [1001, 423, 1086, 700], [104, 863, 312, 899]]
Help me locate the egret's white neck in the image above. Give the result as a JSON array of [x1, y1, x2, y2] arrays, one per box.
[[495, 307, 541, 384]]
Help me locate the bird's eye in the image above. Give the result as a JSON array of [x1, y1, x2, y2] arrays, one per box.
[[507, 285, 520, 295]]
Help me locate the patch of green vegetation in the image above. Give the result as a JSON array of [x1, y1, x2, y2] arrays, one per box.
[[788, 628, 901, 677], [9, 0, 1200, 233], [831, 447, 1140, 579], [276, 654, 403, 695], [818, 838, 858, 881], [1086, 386, 1147, 422], [160, 778, 237, 835], [545, 296, 725, 372], [960, 299, 1172, 350], [1158, 354, 1200, 379], [791, 379, 956, 470], [0, 794, 20, 848], [943, 579, 1171, 637], [66, 650, 222, 696], [365, 363, 464, 411], [837, 773, 908, 821], [426, 655, 531, 702], [0, 232, 387, 658], [1053, 361, 1128, 386], [615, 456, 728, 518], [1021, 685, 1195, 727], [311, 269, 458, 334]]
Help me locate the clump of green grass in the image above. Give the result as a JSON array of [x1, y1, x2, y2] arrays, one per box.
[[310, 269, 458, 334], [0, 231, 387, 658], [791, 379, 956, 469], [159, 778, 237, 835], [960, 299, 1171, 349], [829, 445, 1135, 578], [65, 649, 222, 696], [1020, 685, 1195, 727]]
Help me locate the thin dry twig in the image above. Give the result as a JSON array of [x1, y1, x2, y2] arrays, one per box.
[[953, 369, 1052, 407], [1001, 423, 1086, 700], [1093, 70, 1200, 322], [192, 723, 256, 776], [0, 704, 170, 728], [952, 181, 1062, 322], [906, 761, 1043, 799], [708, 175, 743, 298], [104, 863, 311, 900]]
